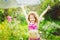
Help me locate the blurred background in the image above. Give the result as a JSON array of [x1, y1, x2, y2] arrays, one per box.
[[0, 0, 60, 40]]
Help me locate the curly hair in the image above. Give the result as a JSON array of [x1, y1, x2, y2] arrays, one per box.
[[28, 11, 38, 23]]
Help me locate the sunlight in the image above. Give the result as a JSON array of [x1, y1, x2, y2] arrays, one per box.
[[0, 0, 60, 40], [16, 0, 40, 5], [0, 0, 40, 8]]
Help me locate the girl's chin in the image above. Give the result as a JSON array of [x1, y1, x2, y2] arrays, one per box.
[[31, 21, 34, 22]]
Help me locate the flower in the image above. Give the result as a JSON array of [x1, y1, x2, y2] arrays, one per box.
[[0, 24, 4, 30], [7, 16, 12, 22]]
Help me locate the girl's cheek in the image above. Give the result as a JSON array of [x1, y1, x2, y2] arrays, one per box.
[[34, 19, 35, 21]]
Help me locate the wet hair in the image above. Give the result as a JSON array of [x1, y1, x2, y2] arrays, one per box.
[[28, 11, 38, 23]]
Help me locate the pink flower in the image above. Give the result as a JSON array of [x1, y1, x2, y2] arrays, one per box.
[[7, 16, 12, 22]]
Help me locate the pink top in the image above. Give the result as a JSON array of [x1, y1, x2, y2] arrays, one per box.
[[28, 23, 38, 30]]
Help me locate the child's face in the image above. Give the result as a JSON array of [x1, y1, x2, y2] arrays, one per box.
[[29, 15, 35, 23]]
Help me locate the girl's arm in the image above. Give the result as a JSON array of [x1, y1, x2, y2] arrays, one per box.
[[39, 5, 51, 22], [21, 6, 29, 23]]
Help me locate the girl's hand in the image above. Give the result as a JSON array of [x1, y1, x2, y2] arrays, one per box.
[[47, 5, 51, 10], [20, 5, 24, 9]]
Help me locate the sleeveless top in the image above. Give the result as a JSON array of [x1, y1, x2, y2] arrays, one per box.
[[28, 23, 38, 30]]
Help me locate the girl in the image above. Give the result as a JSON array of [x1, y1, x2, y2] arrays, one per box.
[[21, 5, 51, 40]]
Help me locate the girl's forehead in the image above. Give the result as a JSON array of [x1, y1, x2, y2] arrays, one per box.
[[31, 14, 33, 15], [30, 15, 34, 17]]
